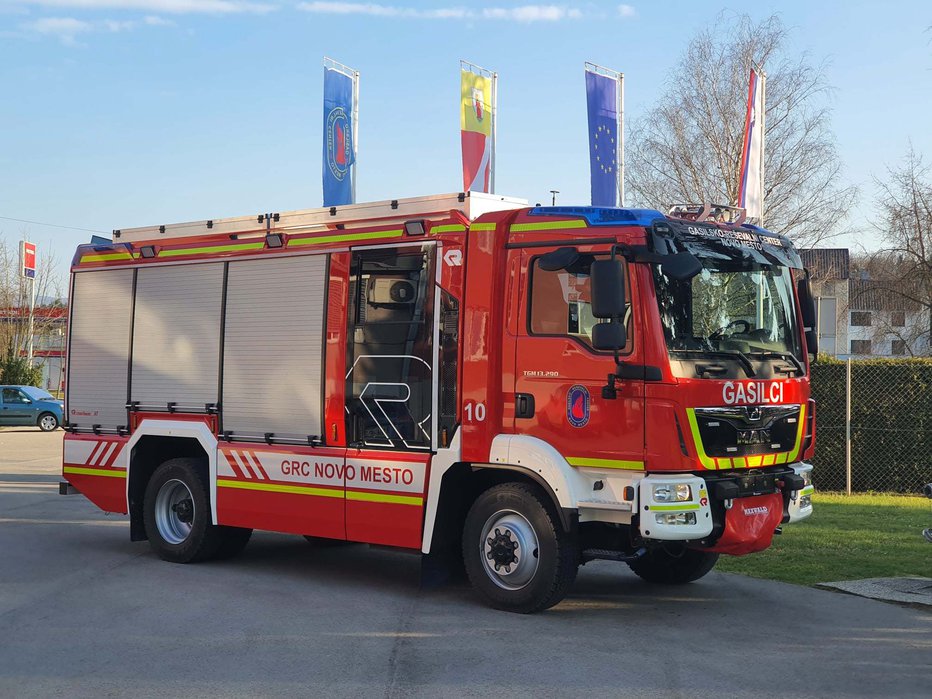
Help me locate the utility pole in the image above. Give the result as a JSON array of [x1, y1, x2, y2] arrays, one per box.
[[550, 190, 559, 206]]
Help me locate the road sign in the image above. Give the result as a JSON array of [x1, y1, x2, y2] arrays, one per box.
[[20, 241, 36, 279]]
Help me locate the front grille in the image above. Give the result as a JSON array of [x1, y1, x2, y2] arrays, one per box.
[[694, 405, 801, 458]]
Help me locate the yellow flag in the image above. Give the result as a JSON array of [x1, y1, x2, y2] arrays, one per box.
[[461, 71, 492, 136]]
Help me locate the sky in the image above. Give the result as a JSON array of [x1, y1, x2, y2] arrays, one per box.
[[1, 0, 930, 293]]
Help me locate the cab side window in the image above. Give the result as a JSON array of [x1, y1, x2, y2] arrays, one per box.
[[528, 255, 632, 353]]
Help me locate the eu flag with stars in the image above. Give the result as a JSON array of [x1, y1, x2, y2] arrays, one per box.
[[586, 71, 618, 207]]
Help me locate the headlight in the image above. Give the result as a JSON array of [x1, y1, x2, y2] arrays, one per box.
[[653, 484, 692, 502], [800, 470, 812, 487], [655, 512, 697, 526]]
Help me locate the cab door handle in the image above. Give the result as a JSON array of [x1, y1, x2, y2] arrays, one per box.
[[515, 393, 535, 419]]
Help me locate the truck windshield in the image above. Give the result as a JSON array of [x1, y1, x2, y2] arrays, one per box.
[[653, 263, 803, 367]]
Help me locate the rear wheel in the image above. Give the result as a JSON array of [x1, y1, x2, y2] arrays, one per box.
[[628, 545, 718, 584], [143, 458, 224, 563], [463, 483, 577, 613], [38, 412, 59, 432]]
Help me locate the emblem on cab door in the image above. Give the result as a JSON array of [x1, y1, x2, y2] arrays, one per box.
[[566, 385, 590, 428]]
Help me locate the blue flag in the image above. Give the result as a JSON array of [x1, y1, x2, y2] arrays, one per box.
[[323, 67, 356, 207], [585, 71, 618, 207]]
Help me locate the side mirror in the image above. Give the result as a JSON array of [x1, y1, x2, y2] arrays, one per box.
[[592, 322, 627, 351], [797, 275, 819, 356], [590, 258, 627, 318], [660, 252, 702, 281]]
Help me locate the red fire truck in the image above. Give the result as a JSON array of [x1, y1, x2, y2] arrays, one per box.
[[61, 193, 816, 613]]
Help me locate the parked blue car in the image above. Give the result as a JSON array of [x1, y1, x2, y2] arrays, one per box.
[[0, 385, 64, 431]]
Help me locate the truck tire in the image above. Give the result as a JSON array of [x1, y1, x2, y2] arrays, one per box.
[[462, 482, 577, 613], [37, 412, 59, 432], [628, 545, 718, 584], [143, 458, 224, 563]]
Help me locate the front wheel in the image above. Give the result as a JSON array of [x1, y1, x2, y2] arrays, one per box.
[[38, 412, 59, 431], [463, 483, 577, 613], [627, 545, 718, 584]]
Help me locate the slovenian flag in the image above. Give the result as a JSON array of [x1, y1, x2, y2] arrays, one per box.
[[461, 68, 492, 193], [738, 67, 765, 221], [585, 71, 618, 207]]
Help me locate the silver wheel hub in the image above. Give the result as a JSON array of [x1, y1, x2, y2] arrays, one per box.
[[155, 479, 195, 545], [480, 510, 540, 590], [40, 415, 56, 430]]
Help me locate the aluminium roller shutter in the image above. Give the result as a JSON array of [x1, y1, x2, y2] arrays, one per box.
[[67, 269, 134, 429], [131, 263, 223, 410], [221, 255, 327, 439]]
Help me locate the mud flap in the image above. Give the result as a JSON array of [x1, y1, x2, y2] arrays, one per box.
[[707, 492, 783, 555]]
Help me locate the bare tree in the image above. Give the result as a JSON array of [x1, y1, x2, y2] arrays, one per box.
[[0, 232, 65, 360], [627, 14, 856, 247], [858, 148, 932, 354]]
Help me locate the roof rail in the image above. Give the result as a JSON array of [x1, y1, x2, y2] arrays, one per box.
[[668, 203, 747, 225], [114, 192, 528, 244]]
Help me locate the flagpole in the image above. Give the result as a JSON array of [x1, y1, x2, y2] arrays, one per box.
[[757, 67, 766, 227], [618, 72, 625, 207], [352, 68, 359, 204], [491, 70, 498, 195]]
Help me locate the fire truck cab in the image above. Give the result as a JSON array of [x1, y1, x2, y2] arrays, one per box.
[[62, 193, 816, 613]]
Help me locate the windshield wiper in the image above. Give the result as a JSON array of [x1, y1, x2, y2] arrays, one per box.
[[745, 350, 804, 375], [669, 349, 756, 378]]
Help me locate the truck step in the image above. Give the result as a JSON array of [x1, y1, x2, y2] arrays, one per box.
[[582, 547, 646, 563]]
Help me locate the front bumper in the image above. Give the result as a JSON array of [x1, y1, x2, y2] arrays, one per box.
[[636, 463, 813, 544]]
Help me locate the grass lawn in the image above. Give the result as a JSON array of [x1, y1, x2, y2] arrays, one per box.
[[715, 493, 932, 585]]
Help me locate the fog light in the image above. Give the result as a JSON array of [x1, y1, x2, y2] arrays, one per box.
[[655, 511, 697, 526], [799, 495, 812, 509], [653, 484, 692, 502]]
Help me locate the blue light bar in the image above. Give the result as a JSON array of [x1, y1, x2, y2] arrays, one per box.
[[528, 206, 665, 227]]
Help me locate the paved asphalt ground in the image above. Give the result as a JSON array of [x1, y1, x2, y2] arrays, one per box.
[[1, 429, 930, 698]]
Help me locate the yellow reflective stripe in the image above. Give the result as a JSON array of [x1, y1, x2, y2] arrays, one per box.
[[566, 456, 644, 470], [63, 466, 126, 479], [510, 220, 587, 232], [785, 403, 807, 462], [776, 452, 789, 464], [685, 409, 718, 470], [430, 224, 466, 235], [746, 455, 763, 467], [81, 251, 137, 263], [288, 229, 404, 247], [216, 479, 422, 506], [651, 504, 701, 512], [159, 242, 265, 257], [716, 457, 732, 469], [801, 486, 814, 496], [762, 454, 776, 466], [346, 491, 423, 506], [470, 222, 497, 232], [217, 478, 342, 499]]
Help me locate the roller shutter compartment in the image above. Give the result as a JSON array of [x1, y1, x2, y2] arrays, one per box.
[[131, 263, 223, 410], [67, 269, 135, 429], [222, 255, 327, 439]]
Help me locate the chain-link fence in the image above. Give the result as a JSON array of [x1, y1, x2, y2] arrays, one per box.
[[810, 359, 932, 493]]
